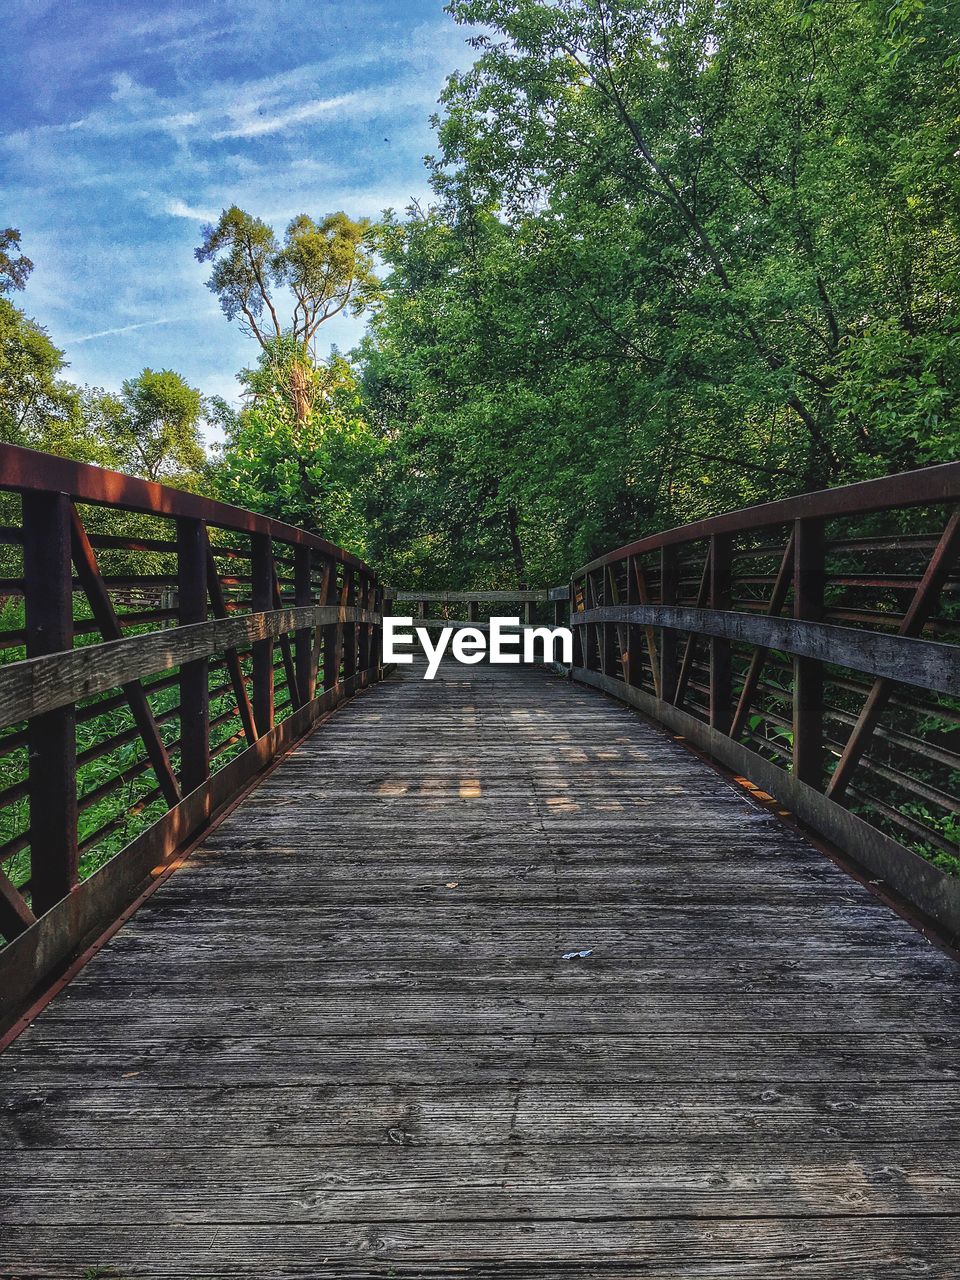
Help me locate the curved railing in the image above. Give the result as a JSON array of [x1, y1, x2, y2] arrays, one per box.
[[0, 444, 384, 1023], [569, 463, 960, 938]]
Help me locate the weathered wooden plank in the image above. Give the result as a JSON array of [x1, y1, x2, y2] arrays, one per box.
[[3, 1216, 958, 1276], [576, 603, 960, 694], [0, 604, 380, 728], [2, 1081, 954, 1148], [32, 990, 960, 1035], [1, 656, 958, 1278], [8, 1030, 959, 1088], [4, 1143, 959, 1222]]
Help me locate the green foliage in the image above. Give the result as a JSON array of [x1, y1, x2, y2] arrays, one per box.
[[211, 345, 379, 555], [106, 368, 207, 484], [0, 227, 33, 294], [0, 230, 207, 483], [196, 206, 379, 361], [1, 298, 78, 448], [354, 0, 960, 585]]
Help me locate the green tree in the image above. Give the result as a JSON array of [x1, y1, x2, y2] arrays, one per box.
[[0, 228, 34, 295], [196, 207, 380, 422], [356, 0, 960, 585], [106, 368, 207, 484], [212, 347, 379, 554]]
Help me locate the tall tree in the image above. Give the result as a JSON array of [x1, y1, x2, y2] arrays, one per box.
[[355, 0, 960, 587], [105, 368, 207, 484], [196, 207, 379, 421]]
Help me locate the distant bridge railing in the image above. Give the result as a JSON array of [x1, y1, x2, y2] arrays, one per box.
[[386, 589, 570, 632], [567, 463, 960, 939], [0, 444, 384, 1027]]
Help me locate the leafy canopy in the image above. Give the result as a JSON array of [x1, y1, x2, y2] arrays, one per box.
[[196, 206, 380, 352]]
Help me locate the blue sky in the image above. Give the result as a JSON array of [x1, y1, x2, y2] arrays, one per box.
[[1, 0, 476, 415]]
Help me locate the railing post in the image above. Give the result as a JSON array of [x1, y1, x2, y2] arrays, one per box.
[[294, 546, 314, 702], [709, 533, 733, 733], [582, 574, 593, 671], [660, 545, 679, 704], [602, 569, 617, 676], [793, 517, 825, 786], [177, 517, 209, 795], [320, 559, 339, 691], [22, 491, 77, 915], [571, 579, 584, 668], [468, 599, 478, 625], [623, 555, 636, 687], [357, 573, 371, 675], [250, 533, 274, 735], [372, 583, 384, 677], [342, 566, 357, 685]]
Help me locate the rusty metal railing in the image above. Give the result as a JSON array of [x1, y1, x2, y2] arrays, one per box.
[[567, 463, 960, 939], [0, 444, 384, 1025]]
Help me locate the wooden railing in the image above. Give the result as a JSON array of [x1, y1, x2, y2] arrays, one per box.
[[567, 462, 960, 938], [1, 446, 957, 1019], [0, 444, 384, 1023], [388, 589, 569, 630]]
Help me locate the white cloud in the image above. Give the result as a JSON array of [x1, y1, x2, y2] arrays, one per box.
[[164, 198, 220, 222]]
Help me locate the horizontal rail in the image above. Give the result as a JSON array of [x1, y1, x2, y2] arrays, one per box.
[[0, 443, 387, 1023], [392, 590, 550, 603], [577, 461, 960, 575], [576, 606, 959, 695], [0, 606, 380, 730], [406, 619, 554, 632], [0, 443, 370, 572], [567, 463, 960, 941]]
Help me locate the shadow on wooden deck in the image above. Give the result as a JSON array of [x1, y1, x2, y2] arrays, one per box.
[[1, 659, 959, 1277]]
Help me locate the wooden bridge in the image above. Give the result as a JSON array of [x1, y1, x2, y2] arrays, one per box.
[[0, 445, 958, 1277]]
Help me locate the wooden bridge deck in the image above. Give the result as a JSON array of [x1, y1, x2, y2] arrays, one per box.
[[1, 659, 959, 1277]]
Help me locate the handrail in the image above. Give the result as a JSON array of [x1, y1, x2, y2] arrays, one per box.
[[0, 444, 385, 1026], [0, 442, 371, 571], [567, 462, 960, 940], [576, 461, 960, 575], [0, 605, 382, 728]]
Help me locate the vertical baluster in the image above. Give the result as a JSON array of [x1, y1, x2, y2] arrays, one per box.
[[372, 583, 384, 677], [250, 533, 274, 735], [177, 517, 209, 794], [22, 491, 77, 915], [793, 518, 825, 786], [587, 570, 600, 673], [571, 579, 584, 669], [357, 573, 371, 675], [709, 533, 733, 733], [342, 566, 357, 685], [623, 555, 636, 687], [294, 546, 314, 702], [320, 558, 338, 691], [660, 545, 679, 704]]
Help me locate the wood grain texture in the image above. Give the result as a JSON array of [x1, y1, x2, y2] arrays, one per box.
[[0, 604, 380, 729], [1, 657, 958, 1277]]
